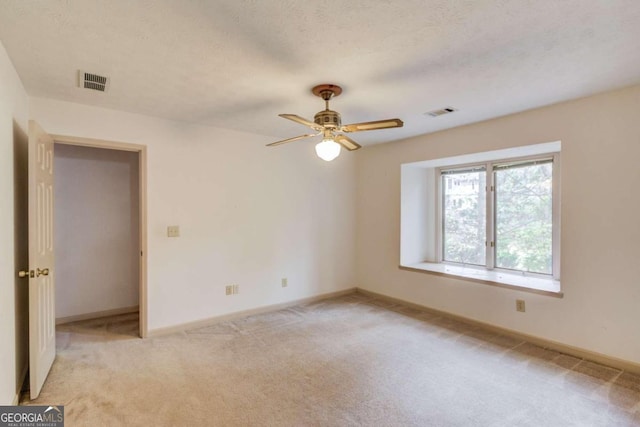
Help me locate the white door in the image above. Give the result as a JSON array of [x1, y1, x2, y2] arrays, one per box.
[[24, 120, 56, 399]]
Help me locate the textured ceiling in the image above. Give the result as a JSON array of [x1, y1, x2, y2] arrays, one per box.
[[1, 0, 640, 145]]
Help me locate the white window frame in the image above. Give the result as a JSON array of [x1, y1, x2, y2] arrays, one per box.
[[436, 153, 561, 281], [436, 162, 488, 267], [399, 141, 562, 296]]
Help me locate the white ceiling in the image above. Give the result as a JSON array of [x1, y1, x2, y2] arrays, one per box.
[[1, 0, 640, 146]]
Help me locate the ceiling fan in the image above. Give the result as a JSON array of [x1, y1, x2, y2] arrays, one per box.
[[267, 84, 403, 161]]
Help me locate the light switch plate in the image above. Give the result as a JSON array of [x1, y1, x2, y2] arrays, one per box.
[[167, 225, 180, 237]]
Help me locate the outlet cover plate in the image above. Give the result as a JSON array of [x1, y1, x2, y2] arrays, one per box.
[[167, 225, 180, 237]]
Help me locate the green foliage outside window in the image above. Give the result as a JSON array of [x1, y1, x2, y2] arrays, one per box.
[[442, 161, 553, 275], [495, 162, 552, 274], [442, 170, 486, 266]]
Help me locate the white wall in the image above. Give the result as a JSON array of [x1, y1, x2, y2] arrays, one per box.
[[0, 41, 29, 404], [30, 97, 357, 332], [54, 144, 139, 318], [356, 84, 640, 364]]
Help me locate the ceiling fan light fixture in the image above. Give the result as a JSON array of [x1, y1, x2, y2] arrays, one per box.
[[267, 83, 403, 159], [315, 137, 341, 161]]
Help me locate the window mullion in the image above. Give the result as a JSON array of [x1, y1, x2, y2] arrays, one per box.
[[486, 163, 495, 269]]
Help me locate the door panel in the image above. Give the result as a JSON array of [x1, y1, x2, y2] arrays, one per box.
[[28, 120, 56, 399]]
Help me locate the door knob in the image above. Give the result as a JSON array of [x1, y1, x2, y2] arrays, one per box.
[[18, 268, 49, 278]]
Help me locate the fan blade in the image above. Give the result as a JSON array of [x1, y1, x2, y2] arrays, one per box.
[[266, 133, 318, 147], [341, 118, 403, 133], [279, 114, 324, 131], [335, 134, 362, 151]]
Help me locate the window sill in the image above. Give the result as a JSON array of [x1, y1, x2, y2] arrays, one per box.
[[399, 262, 563, 298]]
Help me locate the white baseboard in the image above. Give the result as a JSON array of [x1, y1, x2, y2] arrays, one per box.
[[56, 305, 139, 325], [148, 288, 356, 337], [356, 288, 640, 375]]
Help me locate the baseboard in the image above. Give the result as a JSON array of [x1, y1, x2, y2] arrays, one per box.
[[148, 288, 357, 337], [356, 288, 640, 375], [56, 305, 139, 325]]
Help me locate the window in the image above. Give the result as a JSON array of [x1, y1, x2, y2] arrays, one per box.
[[442, 167, 486, 266], [494, 159, 553, 275], [400, 141, 561, 295], [438, 155, 558, 278]]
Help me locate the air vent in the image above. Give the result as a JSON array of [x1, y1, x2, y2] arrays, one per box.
[[78, 70, 109, 92], [425, 107, 457, 117]]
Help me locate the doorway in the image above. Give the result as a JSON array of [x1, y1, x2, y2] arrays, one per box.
[[21, 124, 148, 399], [52, 135, 147, 337]]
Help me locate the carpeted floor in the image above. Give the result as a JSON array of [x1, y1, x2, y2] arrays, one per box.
[[23, 291, 640, 426]]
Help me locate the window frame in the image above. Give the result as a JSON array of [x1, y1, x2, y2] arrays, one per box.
[[436, 153, 561, 280], [439, 164, 488, 267]]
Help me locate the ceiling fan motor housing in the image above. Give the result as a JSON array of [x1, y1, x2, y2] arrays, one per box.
[[314, 110, 342, 129]]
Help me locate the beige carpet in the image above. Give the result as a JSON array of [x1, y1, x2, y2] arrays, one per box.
[[23, 292, 640, 426]]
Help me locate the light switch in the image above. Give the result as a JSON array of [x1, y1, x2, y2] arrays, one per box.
[[167, 225, 180, 237]]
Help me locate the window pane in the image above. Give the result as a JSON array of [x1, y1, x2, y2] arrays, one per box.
[[495, 162, 552, 274], [442, 170, 486, 265]]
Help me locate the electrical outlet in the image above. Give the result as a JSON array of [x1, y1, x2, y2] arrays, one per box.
[[281, 278, 288, 287], [233, 284, 239, 294], [167, 225, 180, 237], [516, 299, 526, 312], [225, 285, 233, 296]]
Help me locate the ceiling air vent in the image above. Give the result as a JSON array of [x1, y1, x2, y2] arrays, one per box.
[[425, 107, 457, 117], [78, 70, 109, 92]]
